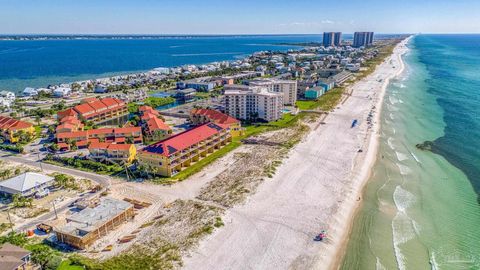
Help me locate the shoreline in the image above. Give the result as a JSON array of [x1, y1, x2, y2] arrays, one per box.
[[182, 37, 412, 270], [325, 36, 412, 270]]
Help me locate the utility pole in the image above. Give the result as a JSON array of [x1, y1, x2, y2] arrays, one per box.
[[52, 201, 58, 219], [6, 209, 14, 233], [125, 164, 130, 182], [37, 152, 44, 172]]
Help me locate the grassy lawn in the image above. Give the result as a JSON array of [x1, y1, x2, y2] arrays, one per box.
[[295, 87, 345, 112], [241, 113, 300, 139], [34, 125, 43, 137], [57, 260, 84, 270], [194, 92, 212, 99], [156, 140, 242, 183]]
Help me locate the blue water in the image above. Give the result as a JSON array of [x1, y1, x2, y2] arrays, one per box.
[[416, 35, 480, 201], [342, 34, 480, 269], [0, 35, 326, 93]]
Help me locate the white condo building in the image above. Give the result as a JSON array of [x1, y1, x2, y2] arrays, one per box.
[[248, 79, 297, 106], [224, 86, 283, 122]]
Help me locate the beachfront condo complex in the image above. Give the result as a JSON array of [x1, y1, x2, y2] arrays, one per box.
[[224, 85, 284, 122], [138, 122, 232, 177]]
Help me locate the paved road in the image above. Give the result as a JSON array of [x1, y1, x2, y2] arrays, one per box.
[[0, 151, 111, 188], [1, 151, 111, 231]]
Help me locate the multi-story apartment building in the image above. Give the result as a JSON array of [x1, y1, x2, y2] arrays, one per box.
[[88, 142, 137, 164], [224, 86, 284, 122], [247, 79, 297, 106], [323, 32, 342, 47], [138, 122, 232, 177], [353, 32, 374, 48], [56, 127, 142, 150], [57, 97, 128, 124]]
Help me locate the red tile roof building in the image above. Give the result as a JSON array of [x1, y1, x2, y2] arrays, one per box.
[[138, 123, 232, 176], [0, 116, 35, 143], [88, 142, 136, 163], [139, 106, 172, 141], [190, 108, 244, 137], [56, 127, 142, 150], [57, 97, 127, 124]]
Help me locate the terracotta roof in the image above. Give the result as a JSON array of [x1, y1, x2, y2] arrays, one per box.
[[191, 108, 239, 126], [57, 108, 77, 120], [88, 142, 110, 150], [56, 123, 76, 132], [60, 116, 80, 124], [89, 128, 115, 136], [76, 140, 89, 147], [56, 127, 141, 139], [114, 127, 142, 134], [142, 123, 224, 157], [100, 97, 120, 108], [147, 117, 171, 132], [73, 103, 95, 115], [82, 97, 98, 104], [115, 137, 126, 143], [57, 130, 88, 139], [57, 142, 69, 149], [139, 106, 159, 116], [0, 116, 33, 131], [88, 100, 108, 111], [141, 112, 157, 121]]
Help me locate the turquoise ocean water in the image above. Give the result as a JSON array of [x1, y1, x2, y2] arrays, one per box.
[[341, 35, 480, 269]]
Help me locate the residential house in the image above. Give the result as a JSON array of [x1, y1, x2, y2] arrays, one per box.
[[0, 116, 35, 143], [0, 172, 54, 197], [0, 243, 32, 270], [22, 87, 38, 97]]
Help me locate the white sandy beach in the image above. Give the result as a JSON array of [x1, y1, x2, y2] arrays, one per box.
[[183, 38, 411, 270]]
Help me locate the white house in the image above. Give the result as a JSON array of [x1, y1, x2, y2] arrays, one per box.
[[0, 172, 55, 197], [22, 87, 38, 97], [53, 87, 72, 98]]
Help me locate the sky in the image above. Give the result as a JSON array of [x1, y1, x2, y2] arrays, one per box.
[[1, 0, 479, 34]]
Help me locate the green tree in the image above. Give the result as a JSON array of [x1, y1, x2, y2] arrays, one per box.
[[0, 232, 27, 246]]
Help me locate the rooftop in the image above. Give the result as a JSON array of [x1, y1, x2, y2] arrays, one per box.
[[142, 122, 224, 157], [0, 172, 54, 194], [58, 197, 132, 237], [191, 108, 239, 127], [0, 116, 33, 131]]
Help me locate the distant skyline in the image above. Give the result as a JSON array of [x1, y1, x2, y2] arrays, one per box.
[[1, 0, 479, 35]]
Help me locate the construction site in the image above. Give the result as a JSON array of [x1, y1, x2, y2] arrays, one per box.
[[55, 197, 135, 249]]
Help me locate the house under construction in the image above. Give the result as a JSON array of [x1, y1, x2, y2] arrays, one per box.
[[55, 197, 134, 249]]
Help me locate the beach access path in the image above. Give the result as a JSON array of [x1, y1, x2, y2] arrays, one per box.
[[183, 38, 411, 270]]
